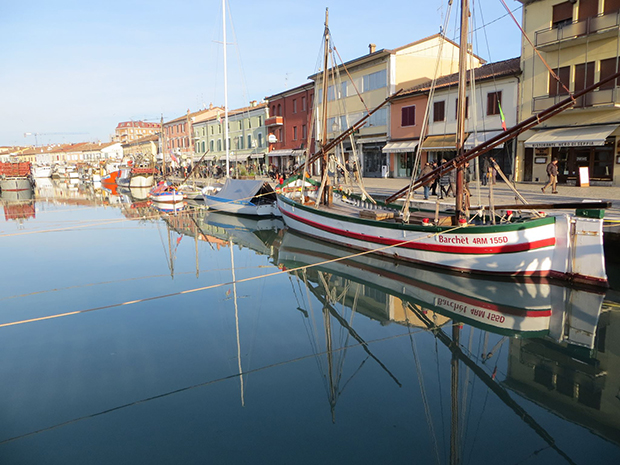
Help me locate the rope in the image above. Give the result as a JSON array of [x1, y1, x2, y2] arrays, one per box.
[[0, 222, 470, 329]]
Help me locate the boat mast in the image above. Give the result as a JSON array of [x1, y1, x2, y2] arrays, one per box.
[[320, 8, 331, 205], [161, 114, 166, 177], [223, 0, 230, 178], [455, 0, 469, 221]]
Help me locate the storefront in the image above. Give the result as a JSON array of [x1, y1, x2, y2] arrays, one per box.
[[524, 125, 618, 184], [362, 143, 387, 178], [382, 140, 418, 178]]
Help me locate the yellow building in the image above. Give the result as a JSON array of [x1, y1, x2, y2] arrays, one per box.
[[310, 35, 484, 177], [517, 0, 620, 186]]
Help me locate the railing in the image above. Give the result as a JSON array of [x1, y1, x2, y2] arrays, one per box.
[[532, 87, 618, 113], [535, 11, 620, 47], [265, 116, 284, 127]]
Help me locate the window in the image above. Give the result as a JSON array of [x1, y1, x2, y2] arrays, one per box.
[[302, 96, 307, 111], [401, 105, 416, 126], [604, 0, 620, 14], [433, 101, 445, 122], [369, 107, 387, 126], [363, 69, 387, 92], [271, 105, 276, 116], [327, 85, 336, 101], [293, 99, 297, 113], [549, 66, 570, 96], [455, 97, 469, 119], [217, 139, 222, 151], [257, 133, 263, 147], [552, 2, 573, 28], [341, 82, 348, 98], [277, 104, 282, 116], [575, 62, 595, 92], [258, 116, 262, 126], [239, 135, 244, 150], [487, 91, 502, 116], [293, 126, 298, 140], [302, 124, 307, 139], [578, 0, 598, 21], [247, 135, 252, 148], [600, 57, 619, 89]]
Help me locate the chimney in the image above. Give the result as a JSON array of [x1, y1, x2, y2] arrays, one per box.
[[250, 100, 257, 107], [369, 43, 376, 54]]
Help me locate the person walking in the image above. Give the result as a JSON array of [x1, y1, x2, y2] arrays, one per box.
[[542, 158, 559, 194], [419, 162, 434, 200], [439, 158, 451, 199], [430, 161, 438, 195]]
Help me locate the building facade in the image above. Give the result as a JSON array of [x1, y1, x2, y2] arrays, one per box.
[[193, 102, 268, 174], [265, 82, 315, 173], [311, 35, 484, 177], [163, 105, 222, 163], [114, 121, 160, 145], [516, 0, 620, 186]]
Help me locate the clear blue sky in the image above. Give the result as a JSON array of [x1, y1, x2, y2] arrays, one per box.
[[1, 0, 523, 146]]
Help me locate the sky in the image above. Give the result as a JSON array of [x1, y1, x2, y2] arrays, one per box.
[[0, 0, 524, 147]]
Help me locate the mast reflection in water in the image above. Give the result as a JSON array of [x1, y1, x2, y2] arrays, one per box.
[[0, 183, 618, 464]]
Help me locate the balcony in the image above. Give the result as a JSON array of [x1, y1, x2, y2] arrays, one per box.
[[532, 86, 620, 113], [535, 11, 620, 50], [265, 116, 284, 127]]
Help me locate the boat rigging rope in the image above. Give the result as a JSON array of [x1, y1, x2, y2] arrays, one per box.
[[0, 222, 471, 329]]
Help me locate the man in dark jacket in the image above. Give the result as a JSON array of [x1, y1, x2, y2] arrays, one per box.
[[419, 162, 434, 200], [542, 158, 559, 194]]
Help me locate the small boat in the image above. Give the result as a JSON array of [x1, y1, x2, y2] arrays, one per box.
[[32, 165, 52, 178], [148, 181, 185, 204], [116, 166, 132, 187], [129, 162, 157, 188], [202, 178, 280, 216], [0, 161, 35, 196]]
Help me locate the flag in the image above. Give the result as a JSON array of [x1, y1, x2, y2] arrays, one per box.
[[226, 289, 231, 297], [176, 236, 182, 246], [170, 151, 178, 163], [498, 101, 507, 131]]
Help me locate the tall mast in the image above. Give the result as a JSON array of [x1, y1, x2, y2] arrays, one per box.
[[320, 8, 331, 205], [161, 114, 166, 176], [455, 0, 469, 220], [223, 0, 230, 178]]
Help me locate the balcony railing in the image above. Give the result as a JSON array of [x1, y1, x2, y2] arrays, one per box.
[[535, 11, 620, 48], [532, 87, 619, 113], [265, 116, 284, 127]]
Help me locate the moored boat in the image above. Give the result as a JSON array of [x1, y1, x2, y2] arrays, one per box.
[[0, 161, 35, 196], [202, 178, 280, 216]]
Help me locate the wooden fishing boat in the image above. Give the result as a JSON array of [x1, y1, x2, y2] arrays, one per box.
[[0, 161, 35, 195], [277, 8, 616, 288]]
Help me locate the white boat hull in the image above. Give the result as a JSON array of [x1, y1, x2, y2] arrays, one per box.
[[276, 195, 607, 287], [130, 174, 154, 188], [0, 177, 34, 193]]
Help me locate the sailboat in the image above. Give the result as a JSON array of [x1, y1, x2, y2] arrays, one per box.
[[276, 7, 617, 288], [200, 0, 280, 217]]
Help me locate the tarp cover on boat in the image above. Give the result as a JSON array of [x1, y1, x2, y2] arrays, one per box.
[[216, 178, 277, 204], [382, 140, 418, 153], [524, 124, 619, 148], [421, 133, 470, 151]]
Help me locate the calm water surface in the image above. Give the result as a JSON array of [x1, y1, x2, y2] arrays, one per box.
[[0, 180, 619, 464]]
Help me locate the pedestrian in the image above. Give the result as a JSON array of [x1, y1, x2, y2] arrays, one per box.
[[439, 158, 451, 199], [542, 158, 559, 194], [489, 157, 497, 185], [419, 162, 434, 200], [481, 156, 490, 186], [430, 161, 438, 195], [463, 161, 472, 210]]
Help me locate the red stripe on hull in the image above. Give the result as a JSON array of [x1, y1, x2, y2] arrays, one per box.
[[281, 207, 555, 255]]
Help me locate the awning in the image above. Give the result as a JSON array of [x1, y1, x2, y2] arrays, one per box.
[[421, 133, 469, 151], [382, 140, 418, 153], [267, 149, 294, 157], [524, 125, 618, 148], [250, 152, 265, 159], [464, 131, 504, 150]]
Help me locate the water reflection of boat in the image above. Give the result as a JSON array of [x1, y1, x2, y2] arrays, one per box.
[[1, 197, 36, 223], [277, 231, 604, 339], [199, 210, 284, 256]]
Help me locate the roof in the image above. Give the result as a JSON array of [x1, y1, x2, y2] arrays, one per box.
[[398, 57, 521, 97]]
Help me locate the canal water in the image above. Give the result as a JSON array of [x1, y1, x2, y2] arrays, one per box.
[[1, 180, 619, 464]]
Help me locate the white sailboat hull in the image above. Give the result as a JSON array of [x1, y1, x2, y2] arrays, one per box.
[[277, 195, 607, 287]]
